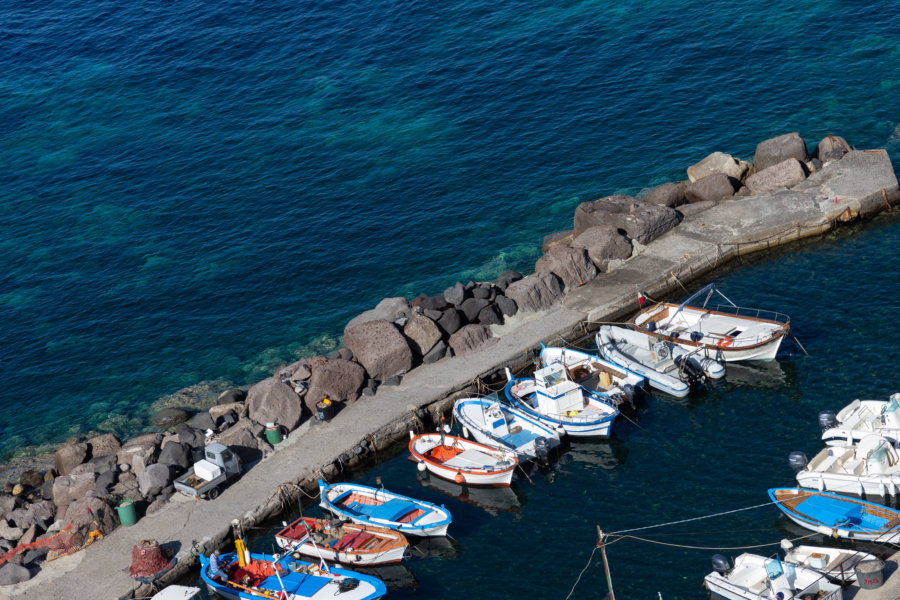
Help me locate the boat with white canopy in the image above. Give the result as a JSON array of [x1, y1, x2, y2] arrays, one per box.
[[819, 393, 900, 446]]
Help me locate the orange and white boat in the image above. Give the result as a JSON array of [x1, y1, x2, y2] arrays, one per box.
[[409, 432, 518, 487], [274, 517, 408, 566]]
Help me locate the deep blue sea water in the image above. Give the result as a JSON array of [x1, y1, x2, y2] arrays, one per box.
[[2, 2, 900, 464]]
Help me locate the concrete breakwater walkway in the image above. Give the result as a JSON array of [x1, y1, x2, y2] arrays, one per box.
[[5, 149, 899, 600]]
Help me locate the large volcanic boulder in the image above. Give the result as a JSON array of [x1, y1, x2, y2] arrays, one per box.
[[154, 407, 192, 428], [574, 195, 679, 244], [494, 270, 523, 292], [437, 308, 464, 336], [304, 356, 366, 404], [403, 312, 443, 357], [745, 158, 808, 195], [494, 294, 518, 317], [59, 496, 117, 543], [246, 376, 304, 431], [343, 320, 413, 382], [87, 433, 121, 459], [640, 181, 687, 207], [0, 563, 31, 585], [571, 225, 633, 272], [686, 152, 751, 183], [815, 135, 851, 161], [753, 132, 808, 172], [116, 433, 163, 477], [138, 463, 171, 499], [55, 442, 88, 477], [217, 389, 247, 405], [448, 324, 497, 356], [459, 298, 490, 322], [685, 172, 736, 204], [541, 230, 575, 252], [344, 297, 410, 336], [157, 441, 191, 472], [534, 245, 597, 289], [216, 419, 267, 463], [443, 282, 467, 306], [52, 468, 97, 511], [504, 273, 564, 313]]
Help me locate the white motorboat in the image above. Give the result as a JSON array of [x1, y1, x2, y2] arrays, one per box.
[[453, 394, 560, 461], [409, 432, 518, 487], [632, 283, 790, 361], [538, 345, 645, 407], [504, 362, 619, 437], [596, 325, 724, 398], [704, 553, 842, 600], [793, 434, 900, 496], [779, 539, 877, 584], [819, 394, 900, 446]]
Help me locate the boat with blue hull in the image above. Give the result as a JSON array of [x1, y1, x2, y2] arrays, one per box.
[[199, 551, 386, 600], [453, 393, 561, 461], [319, 480, 452, 537], [504, 362, 619, 437], [769, 487, 900, 544]]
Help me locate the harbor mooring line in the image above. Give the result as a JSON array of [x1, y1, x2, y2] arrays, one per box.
[[604, 531, 818, 551], [608, 500, 778, 535]]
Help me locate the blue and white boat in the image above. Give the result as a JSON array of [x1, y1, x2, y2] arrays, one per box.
[[199, 551, 386, 600], [453, 393, 560, 461], [319, 479, 451, 537], [769, 487, 900, 544], [503, 362, 619, 437], [596, 325, 724, 397], [539, 345, 645, 406]]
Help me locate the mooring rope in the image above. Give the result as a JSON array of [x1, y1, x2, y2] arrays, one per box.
[[608, 500, 779, 535], [562, 545, 599, 600], [604, 531, 818, 551]]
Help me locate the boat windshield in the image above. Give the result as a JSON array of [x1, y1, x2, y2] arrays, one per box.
[[765, 558, 784, 580]]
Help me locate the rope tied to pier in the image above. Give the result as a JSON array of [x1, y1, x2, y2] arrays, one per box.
[[608, 499, 779, 535]]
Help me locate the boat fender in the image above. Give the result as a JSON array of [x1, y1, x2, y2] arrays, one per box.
[[454, 472, 464, 484], [716, 337, 733, 348], [417, 462, 427, 472]]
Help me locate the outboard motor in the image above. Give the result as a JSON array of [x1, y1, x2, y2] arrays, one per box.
[[674, 355, 707, 390], [711, 554, 731, 575], [788, 451, 809, 471], [621, 383, 637, 409], [534, 437, 550, 460], [818, 410, 837, 430]]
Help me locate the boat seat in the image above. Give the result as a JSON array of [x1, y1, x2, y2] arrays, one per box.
[[368, 499, 415, 522], [748, 579, 768, 594]]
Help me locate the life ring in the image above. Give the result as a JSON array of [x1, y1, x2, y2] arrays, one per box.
[[716, 337, 733, 348]]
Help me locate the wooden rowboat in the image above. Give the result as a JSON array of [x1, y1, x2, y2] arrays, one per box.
[[409, 432, 518, 487], [769, 487, 900, 543], [274, 517, 408, 566]]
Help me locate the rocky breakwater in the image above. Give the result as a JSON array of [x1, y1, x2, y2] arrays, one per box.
[[1, 130, 896, 599]]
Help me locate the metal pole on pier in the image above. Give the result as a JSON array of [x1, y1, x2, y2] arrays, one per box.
[[597, 526, 615, 600]]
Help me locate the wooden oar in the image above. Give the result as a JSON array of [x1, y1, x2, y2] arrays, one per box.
[[225, 578, 279, 599]]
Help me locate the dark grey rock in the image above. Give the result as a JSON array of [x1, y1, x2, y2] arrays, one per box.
[[138, 463, 172, 499], [476, 304, 502, 325], [154, 407, 192, 428], [246, 376, 304, 431], [217, 389, 247, 405], [753, 132, 808, 171], [437, 308, 464, 336], [87, 433, 121, 459], [403, 312, 442, 357], [685, 172, 736, 204], [494, 270, 523, 292], [823, 148, 846, 162], [327, 349, 342, 359], [189, 411, 216, 431], [815, 134, 850, 159], [216, 410, 238, 431], [459, 297, 490, 322], [471, 285, 492, 300], [22, 548, 47, 567], [0, 562, 31, 585], [176, 423, 206, 448], [382, 375, 402, 386], [448, 324, 498, 356], [55, 442, 88, 477], [541, 230, 575, 252], [18, 470, 44, 490], [158, 441, 191, 471], [362, 379, 378, 397], [443, 282, 467, 306], [494, 294, 518, 317], [419, 295, 449, 311], [95, 470, 117, 493], [344, 297, 411, 337], [343, 320, 413, 382], [303, 356, 366, 405], [88, 453, 117, 475], [422, 340, 448, 364], [423, 308, 443, 321]]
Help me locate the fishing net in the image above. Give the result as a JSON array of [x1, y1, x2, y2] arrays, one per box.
[[128, 539, 174, 579], [0, 524, 81, 566]]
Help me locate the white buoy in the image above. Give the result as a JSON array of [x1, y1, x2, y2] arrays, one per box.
[[417, 462, 426, 472], [462, 426, 470, 439]]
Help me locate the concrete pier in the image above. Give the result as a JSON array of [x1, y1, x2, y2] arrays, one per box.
[[4, 150, 898, 600], [845, 549, 899, 600]]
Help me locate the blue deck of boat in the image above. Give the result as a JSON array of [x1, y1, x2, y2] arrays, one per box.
[[346, 498, 416, 522], [798, 495, 890, 531], [501, 429, 537, 447], [262, 571, 330, 596]]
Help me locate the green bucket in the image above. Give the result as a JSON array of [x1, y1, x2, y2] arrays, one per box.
[[265, 423, 283, 445], [117, 499, 137, 527]]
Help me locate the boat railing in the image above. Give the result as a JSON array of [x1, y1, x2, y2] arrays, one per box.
[[706, 303, 790, 326]]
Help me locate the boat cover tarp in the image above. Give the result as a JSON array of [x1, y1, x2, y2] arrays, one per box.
[[264, 572, 330, 597], [797, 495, 888, 530]]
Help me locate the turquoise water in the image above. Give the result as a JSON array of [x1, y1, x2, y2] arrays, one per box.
[[3, 1, 900, 462]]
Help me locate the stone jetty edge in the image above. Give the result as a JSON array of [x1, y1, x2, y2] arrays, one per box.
[[3, 136, 900, 599]]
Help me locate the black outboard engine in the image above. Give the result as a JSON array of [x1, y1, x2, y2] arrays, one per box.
[[674, 355, 707, 390], [788, 451, 809, 471], [622, 383, 636, 407], [711, 554, 731, 575], [534, 437, 550, 460], [818, 410, 837, 430]]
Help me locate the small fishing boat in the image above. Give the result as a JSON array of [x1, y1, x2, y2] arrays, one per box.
[[453, 393, 560, 461], [319, 480, 451, 537], [538, 345, 645, 407], [819, 394, 900, 446], [769, 487, 900, 543], [274, 517, 408, 566], [596, 326, 724, 397], [792, 434, 900, 496], [704, 552, 842, 600], [199, 551, 386, 600], [779, 539, 877, 584], [409, 431, 518, 487], [631, 282, 790, 361], [504, 362, 619, 437]]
